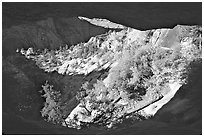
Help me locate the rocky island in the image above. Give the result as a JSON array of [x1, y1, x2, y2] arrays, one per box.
[[17, 17, 202, 130]]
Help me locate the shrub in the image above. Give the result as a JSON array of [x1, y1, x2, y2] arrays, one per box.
[[40, 81, 63, 124]]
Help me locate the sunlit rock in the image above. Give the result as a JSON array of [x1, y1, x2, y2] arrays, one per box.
[[18, 17, 202, 129], [78, 16, 127, 29]]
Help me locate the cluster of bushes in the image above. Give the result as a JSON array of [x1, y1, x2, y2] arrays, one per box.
[[38, 26, 201, 127], [40, 81, 63, 124], [75, 34, 202, 126]]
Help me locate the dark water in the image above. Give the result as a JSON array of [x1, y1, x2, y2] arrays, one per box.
[[2, 2, 202, 29], [2, 2, 202, 135]]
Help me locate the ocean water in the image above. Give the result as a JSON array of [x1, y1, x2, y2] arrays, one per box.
[[2, 2, 202, 135]]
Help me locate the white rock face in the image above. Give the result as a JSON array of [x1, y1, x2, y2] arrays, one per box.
[[64, 81, 182, 129], [64, 102, 100, 129], [139, 81, 182, 116], [78, 16, 127, 29], [19, 27, 174, 76]]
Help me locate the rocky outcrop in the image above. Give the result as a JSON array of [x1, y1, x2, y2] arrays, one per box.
[[18, 17, 202, 129], [18, 26, 199, 75], [78, 16, 127, 29]]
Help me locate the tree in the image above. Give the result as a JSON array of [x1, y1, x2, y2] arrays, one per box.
[[40, 81, 63, 124]]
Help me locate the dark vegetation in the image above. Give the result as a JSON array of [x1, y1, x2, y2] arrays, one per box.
[[2, 50, 110, 124]]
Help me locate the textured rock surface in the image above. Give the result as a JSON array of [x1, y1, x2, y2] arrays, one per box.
[[3, 3, 202, 135], [18, 24, 201, 76], [78, 16, 127, 29], [18, 17, 202, 129]]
